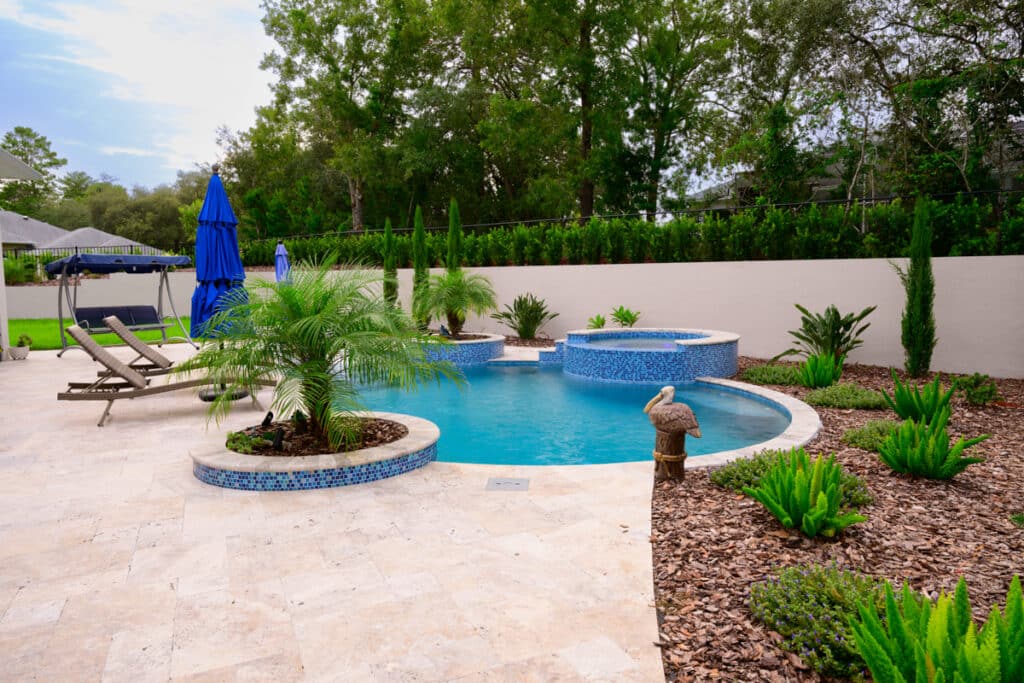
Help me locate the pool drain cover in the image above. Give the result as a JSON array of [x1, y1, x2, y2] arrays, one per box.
[[486, 477, 529, 491]]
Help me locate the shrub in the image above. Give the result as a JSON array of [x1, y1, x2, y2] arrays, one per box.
[[587, 314, 605, 329], [226, 431, 271, 454], [382, 218, 397, 306], [490, 294, 559, 339], [750, 564, 886, 678], [896, 198, 937, 376], [16, 334, 32, 347], [610, 305, 640, 327], [956, 373, 1002, 406], [841, 420, 900, 453], [805, 383, 889, 409], [711, 449, 872, 510], [741, 448, 868, 538], [799, 353, 844, 388], [774, 303, 876, 363], [882, 371, 955, 423], [415, 270, 498, 337], [878, 408, 989, 479], [1011, 514, 1024, 528], [850, 575, 1024, 683], [740, 364, 802, 386]]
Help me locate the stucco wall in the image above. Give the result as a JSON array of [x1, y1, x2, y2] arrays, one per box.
[[6, 256, 1023, 377]]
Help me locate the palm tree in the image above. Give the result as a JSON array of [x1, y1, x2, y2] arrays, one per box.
[[176, 259, 460, 450], [415, 270, 497, 337]]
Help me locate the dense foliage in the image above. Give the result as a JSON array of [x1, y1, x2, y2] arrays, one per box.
[[739, 363, 802, 386], [897, 198, 937, 377], [841, 420, 900, 453], [850, 576, 1024, 683], [878, 409, 989, 480], [740, 448, 868, 538], [710, 449, 873, 510], [750, 564, 886, 678]]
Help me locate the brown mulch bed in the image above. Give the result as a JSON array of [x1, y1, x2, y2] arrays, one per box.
[[233, 417, 408, 457], [504, 336, 558, 348], [653, 357, 1024, 682]]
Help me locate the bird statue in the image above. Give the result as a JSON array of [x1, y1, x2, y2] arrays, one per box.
[[643, 385, 701, 480]]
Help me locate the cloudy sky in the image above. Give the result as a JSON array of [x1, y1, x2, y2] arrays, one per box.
[[0, 0, 276, 189]]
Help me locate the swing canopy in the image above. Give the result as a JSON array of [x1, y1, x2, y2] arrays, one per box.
[[45, 253, 191, 276]]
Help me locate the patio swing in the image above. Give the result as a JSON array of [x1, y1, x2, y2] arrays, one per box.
[[45, 252, 198, 357]]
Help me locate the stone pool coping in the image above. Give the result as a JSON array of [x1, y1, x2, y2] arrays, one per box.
[[190, 412, 440, 489], [687, 377, 822, 468], [564, 327, 741, 346]]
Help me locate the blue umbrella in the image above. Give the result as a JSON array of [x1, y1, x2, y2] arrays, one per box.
[[190, 165, 245, 339], [274, 241, 291, 282]]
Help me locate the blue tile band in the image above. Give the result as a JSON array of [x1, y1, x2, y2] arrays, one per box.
[[424, 334, 505, 366], [561, 329, 739, 383]]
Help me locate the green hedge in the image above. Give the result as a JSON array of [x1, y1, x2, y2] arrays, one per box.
[[237, 196, 1024, 267]]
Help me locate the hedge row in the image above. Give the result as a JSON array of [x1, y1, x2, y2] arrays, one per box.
[[238, 197, 1024, 268]]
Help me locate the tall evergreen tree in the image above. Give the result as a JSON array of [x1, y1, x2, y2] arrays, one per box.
[[382, 217, 398, 306], [412, 206, 430, 327], [446, 198, 463, 273], [898, 198, 937, 377]]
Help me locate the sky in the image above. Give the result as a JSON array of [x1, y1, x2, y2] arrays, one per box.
[[0, 0, 276, 190]]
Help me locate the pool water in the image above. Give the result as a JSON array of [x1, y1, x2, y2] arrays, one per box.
[[586, 338, 678, 350], [359, 366, 789, 465]]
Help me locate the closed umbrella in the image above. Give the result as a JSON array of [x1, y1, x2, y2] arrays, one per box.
[[190, 164, 247, 401], [274, 240, 291, 282]]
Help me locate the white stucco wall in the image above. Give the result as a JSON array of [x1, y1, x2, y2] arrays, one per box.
[[6, 256, 1023, 377]]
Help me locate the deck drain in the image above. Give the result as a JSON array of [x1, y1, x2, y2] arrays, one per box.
[[485, 477, 529, 491]]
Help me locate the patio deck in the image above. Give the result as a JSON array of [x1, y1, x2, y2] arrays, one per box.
[[0, 344, 664, 681]]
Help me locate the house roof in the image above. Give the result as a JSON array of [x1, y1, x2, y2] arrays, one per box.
[[42, 227, 149, 250], [0, 210, 70, 248], [0, 148, 42, 182]]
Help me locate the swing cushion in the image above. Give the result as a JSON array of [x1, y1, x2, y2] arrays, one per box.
[[74, 306, 168, 334]]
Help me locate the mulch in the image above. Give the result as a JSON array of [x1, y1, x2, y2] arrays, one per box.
[[234, 417, 408, 457], [503, 335, 558, 348], [652, 357, 1024, 682]]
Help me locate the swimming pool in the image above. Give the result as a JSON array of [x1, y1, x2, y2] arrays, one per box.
[[359, 366, 790, 465]]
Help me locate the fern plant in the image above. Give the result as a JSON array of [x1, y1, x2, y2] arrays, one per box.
[[490, 293, 559, 339], [741, 448, 867, 538], [878, 407, 989, 479], [850, 575, 1024, 683], [610, 305, 640, 327], [774, 303, 876, 364], [799, 353, 844, 388], [882, 371, 955, 423]]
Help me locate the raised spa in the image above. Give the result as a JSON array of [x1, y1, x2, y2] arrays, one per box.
[[547, 328, 740, 383]]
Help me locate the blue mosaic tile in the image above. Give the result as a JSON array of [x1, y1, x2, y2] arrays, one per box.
[[424, 338, 504, 366], [193, 443, 437, 491], [562, 332, 737, 383]]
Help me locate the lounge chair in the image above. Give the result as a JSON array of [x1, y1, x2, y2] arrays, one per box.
[[99, 315, 175, 376], [58, 325, 270, 426]]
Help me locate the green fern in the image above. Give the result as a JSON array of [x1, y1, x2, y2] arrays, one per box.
[[850, 575, 1024, 683], [741, 448, 867, 538], [878, 407, 989, 479]]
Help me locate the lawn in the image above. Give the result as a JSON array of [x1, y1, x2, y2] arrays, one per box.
[[8, 317, 192, 351]]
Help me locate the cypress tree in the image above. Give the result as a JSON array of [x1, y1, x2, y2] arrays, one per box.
[[382, 217, 397, 306], [447, 198, 463, 273], [899, 198, 937, 377], [412, 206, 429, 327]]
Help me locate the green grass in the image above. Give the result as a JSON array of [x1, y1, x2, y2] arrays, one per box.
[[1011, 514, 1024, 528], [8, 317, 192, 351], [841, 419, 901, 453], [804, 383, 889, 409], [741, 363, 802, 385]]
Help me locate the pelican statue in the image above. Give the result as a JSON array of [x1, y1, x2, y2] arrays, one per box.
[[643, 386, 702, 438], [644, 386, 700, 481]]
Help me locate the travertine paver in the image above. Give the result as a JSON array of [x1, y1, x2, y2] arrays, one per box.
[[0, 345, 663, 681]]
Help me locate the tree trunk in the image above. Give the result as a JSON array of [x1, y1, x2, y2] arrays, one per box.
[[653, 430, 687, 481], [348, 176, 364, 231]]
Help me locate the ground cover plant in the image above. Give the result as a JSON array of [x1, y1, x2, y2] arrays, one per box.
[[8, 317, 191, 351], [750, 564, 887, 679], [957, 373, 1002, 406], [804, 382, 889, 409], [740, 363, 802, 385], [653, 358, 1022, 681], [841, 419, 900, 453]]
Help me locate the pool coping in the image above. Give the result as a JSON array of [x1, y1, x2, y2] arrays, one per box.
[[564, 327, 741, 347], [190, 411, 440, 478]]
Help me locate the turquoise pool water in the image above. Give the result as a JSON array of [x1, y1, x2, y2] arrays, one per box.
[[359, 366, 789, 465]]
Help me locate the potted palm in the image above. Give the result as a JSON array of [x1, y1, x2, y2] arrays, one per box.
[[9, 334, 31, 360], [176, 259, 461, 453]]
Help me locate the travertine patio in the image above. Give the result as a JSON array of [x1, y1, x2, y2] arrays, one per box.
[[0, 345, 663, 681]]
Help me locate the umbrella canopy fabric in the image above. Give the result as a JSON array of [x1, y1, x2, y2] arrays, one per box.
[[190, 170, 245, 338], [274, 241, 291, 282]]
